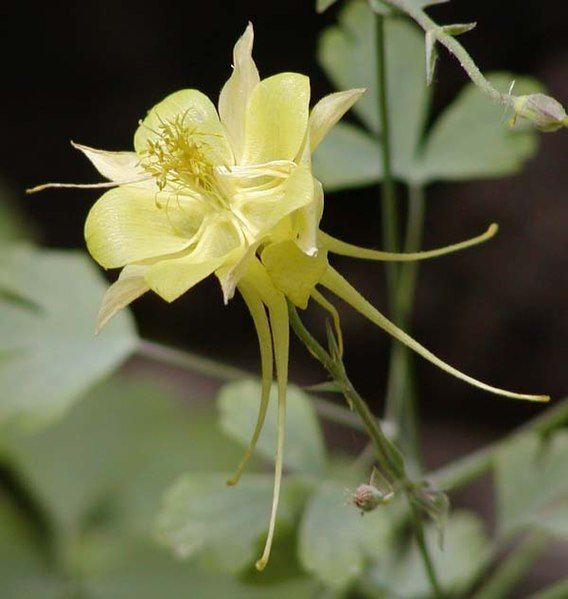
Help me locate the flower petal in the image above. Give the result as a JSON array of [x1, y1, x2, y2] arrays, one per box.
[[84, 186, 207, 269], [242, 73, 310, 164], [293, 178, 324, 256], [218, 23, 260, 162], [72, 142, 147, 184], [234, 165, 314, 238], [144, 217, 244, 302], [95, 264, 149, 334], [309, 88, 366, 152], [133, 89, 233, 166]]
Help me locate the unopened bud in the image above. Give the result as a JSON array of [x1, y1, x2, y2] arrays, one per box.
[[512, 93, 568, 132], [352, 484, 385, 512]]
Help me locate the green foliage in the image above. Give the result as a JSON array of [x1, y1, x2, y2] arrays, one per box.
[[495, 431, 568, 539], [366, 511, 491, 597], [0, 245, 137, 429], [218, 379, 327, 476], [298, 478, 399, 589], [0, 187, 36, 244], [315, 2, 542, 189]]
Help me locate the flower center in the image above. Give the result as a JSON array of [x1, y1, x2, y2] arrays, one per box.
[[141, 115, 219, 193]]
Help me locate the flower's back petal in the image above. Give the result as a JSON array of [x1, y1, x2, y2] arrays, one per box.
[[219, 23, 260, 162], [72, 142, 147, 184], [309, 88, 366, 152], [134, 89, 233, 166], [84, 186, 205, 269], [242, 73, 310, 164]]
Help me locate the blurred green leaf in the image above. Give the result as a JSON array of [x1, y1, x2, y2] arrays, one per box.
[[313, 123, 382, 191], [298, 478, 399, 589], [414, 74, 543, 183], [157, 472, 297, 573], [367, 511, 490, 598], [369, 0, 450, 15], [317, 3, 428, 176], [79, 532, 317, 599], [316, 0, 338, 13], [0, 188, 36, 244], [530, 577, 568, 599], [1, 376, 242, 540], [495, 431, 568, 538], [0, 495, 63, 598], [218, 379, 327, 476], [0, 245, 137, 428]]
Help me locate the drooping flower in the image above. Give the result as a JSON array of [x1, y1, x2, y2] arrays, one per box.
[[29, 23, 548, 570]]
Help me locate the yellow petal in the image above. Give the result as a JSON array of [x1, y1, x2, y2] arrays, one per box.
[[242, 73, 310, 164], [84, 186, 207, 269], [218, 23, 260, 162], [262, 239, 328, 309], [319, 223, 499, 262], [234, 165, 315, 238], [144, 218, 244, 302], [321, 267, 549, 402], [216, 242, 258, 304], [227, 281, 273, 486], [309, 88, 366, 152], [72, 142, 148, 184], [133, 89, 233, 166], [95, 265, 149, 334]]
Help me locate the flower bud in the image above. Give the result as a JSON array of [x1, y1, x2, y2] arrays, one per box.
[[512, 94, 568, 132], [352, 484, 385, 512]]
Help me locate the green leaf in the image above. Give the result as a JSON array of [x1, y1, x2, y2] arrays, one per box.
[[413, 74, 542, 183], [298, 479, 399, 589], [313, 123, 382, 191], [369, 0, 449, 16], [531, 577, 568, 599], [1, 376, 243, 539], [0, 186, 36, 244], [316, 0, 338, 13], [495, 431, 568, 538], [0, 245, 137, 428], [368, 511, 490, 598], [157, 472, 296, 573], [218, 379, 327, 476], [0, 495, 63, 598], [80, 533, 318, 599], [317, 3, 428, 177]]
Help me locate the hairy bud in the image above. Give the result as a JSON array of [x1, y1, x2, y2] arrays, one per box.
[[512, 94, 568, 132]]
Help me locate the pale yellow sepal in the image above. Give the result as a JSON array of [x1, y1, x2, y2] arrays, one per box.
[[71, 142, 147, 184], [95, 264, 149, 334], [218, 22, 260, 162], [84, 186, 204, 269], [309, 88, 366, 152], [242, 73, 310, 164]]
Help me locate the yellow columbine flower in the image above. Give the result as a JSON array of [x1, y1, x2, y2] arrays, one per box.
[[29, 23, 548, 570]]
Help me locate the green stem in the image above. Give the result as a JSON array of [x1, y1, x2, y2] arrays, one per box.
[[287, 303, 443, 597], [473, 533, 548, 599], [380, 0, 513, 106], [429, 396, 568, 490], [530, 577, 568, 599], [385, 184, 426, 472]]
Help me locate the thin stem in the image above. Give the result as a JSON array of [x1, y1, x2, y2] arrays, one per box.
[[385, 184, 426, 471], [287, 303, 443, 597], [410, 501, 445, 598], [380, 0, 512, 106], [429, 396, 568, 490], [473, 533, 547, 599]]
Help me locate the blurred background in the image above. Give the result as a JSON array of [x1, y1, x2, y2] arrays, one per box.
[[1, 0, 566, 465]]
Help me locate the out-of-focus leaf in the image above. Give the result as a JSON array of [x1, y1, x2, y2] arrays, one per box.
[[530, 577, 568, 599], [318, 2, 428, 175], [0, 496, 63, 598], [0, 245, 137, 428], [157, 473, 296, 573], [495, 431, 568, 538], [80, 532, 318, 599], [298, 478, 400, 589], [367, 511, 490, 598], [218, 379, 326, 476], [313, 123, 382, 191], [316, 0, 338, 13], [1, 376, 242, 541], [0, 186, 36, 244], [413, 74, 542, 183]]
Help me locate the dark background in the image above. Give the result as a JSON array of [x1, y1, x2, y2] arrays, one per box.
[[1, 0, 566, 457]]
